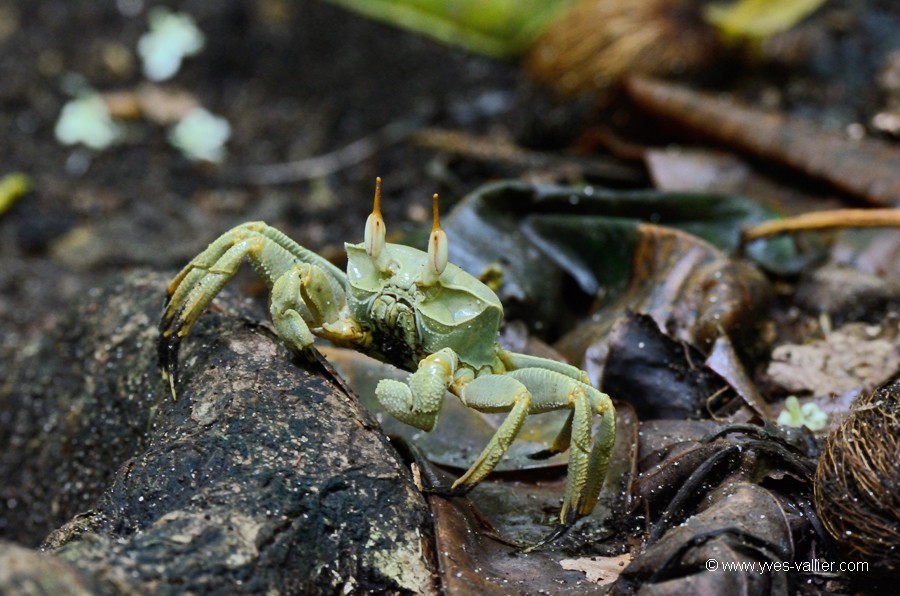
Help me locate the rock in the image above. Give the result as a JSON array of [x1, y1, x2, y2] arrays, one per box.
[[0, 270, 436, 594]]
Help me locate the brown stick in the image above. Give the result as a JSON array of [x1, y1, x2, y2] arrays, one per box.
[[626, 76, 900, 206], [742, 208, 900, 241]]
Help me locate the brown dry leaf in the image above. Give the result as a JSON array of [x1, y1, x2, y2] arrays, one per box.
[[383, 404, 640, 593], [559, 553, 633, 585], [766, 321, 900, 397], [556, 223, 771, 385], [413, 454, 614, 595], [706, 334, 772, 419], [601, 312, 728, 420], [615, 483, 795, 593]]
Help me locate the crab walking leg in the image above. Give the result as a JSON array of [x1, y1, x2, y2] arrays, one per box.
[[521, 388, 616, 549], [159, 227, 350, 396], [501, 369, 615, 521], [166, 222, 346, 303], [158, 236, 270, 396], [163, 225, 345, 332], [499, 351, 595, 460], [560, 387, 596, 522], [375, 348, 459, 431], [580, 394, 616, 518], [451, 375, 533, 489], [165, 238, 267, 335], [500, 350, 592, 384], [163, 237, 346, 340], [245, 223, 347, 292]]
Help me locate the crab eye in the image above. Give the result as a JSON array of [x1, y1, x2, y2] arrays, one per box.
[[364, 177, 386, 260], [424, 193, 448, 285]]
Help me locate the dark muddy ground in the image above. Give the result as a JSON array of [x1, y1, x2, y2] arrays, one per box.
[[0, 0, 525, 364]]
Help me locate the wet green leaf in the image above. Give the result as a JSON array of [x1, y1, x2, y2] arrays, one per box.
[[442, 180, 794, 330]]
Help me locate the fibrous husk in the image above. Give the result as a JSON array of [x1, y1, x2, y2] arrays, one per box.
[[524, 0, 719, 98], [814, 377, 900, 575]]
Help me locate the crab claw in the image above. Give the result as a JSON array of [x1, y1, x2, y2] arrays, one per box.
[[422, 193, 448, 286]]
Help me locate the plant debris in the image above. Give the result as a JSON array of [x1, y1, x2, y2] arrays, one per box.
[[815, 377, 900, 578]]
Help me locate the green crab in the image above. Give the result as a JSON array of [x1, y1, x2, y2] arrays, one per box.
[[158, 178, 616, 546]]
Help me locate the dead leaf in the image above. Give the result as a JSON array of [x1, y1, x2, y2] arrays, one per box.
[[627, 76, 900, 205], [766, 321, 900, 397], [560, 553, 633, 584]]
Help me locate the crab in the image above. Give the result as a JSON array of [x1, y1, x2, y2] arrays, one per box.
[[158, 178, 616, 546]]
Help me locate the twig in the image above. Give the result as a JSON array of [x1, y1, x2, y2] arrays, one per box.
[[243, 120, 416, 185], [626, 76, 900, 206], [742, 208, 900, 241], [412, 127, 642, 181]]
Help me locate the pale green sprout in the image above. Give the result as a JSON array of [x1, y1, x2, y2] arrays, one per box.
[[54, 93, 123, 150], [168, 107, 231, 163], [0, 173, 30, 216], [138, 7, 205, 81], [777, 395, 828, 431]]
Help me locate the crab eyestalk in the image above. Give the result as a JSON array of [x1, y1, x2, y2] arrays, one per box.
[[364, 177, 390, 271], [422, 193, 448, 287]]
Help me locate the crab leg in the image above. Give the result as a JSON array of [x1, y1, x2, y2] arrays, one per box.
[[164, 223, 345, 327], [582, 397, 616, 517], [500, 350, 592, 385], [502, 351, 610, 469], [450, 368, 615, 540], [452, 374, 533, 488], [524, 382, 615, 551], [529, 409, 574, 460], [158, 223, 350, 395], [167, 222, 346, 299]]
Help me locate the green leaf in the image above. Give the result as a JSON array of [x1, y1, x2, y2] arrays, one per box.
[[441, 180, 805, 329], [703, 0, 828, 41], [321, 0, 576, 57]]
